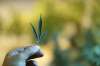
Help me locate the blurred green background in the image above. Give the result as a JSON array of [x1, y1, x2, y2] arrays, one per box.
[[0, 0, 100, 66]]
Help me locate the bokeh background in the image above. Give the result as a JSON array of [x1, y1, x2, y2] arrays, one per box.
[[0, 0, 100, 66]]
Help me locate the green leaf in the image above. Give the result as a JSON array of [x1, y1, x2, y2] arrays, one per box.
[[38, 16, 42, 40], [40, 31, 47, 42], [31, 23, 38, 41], [94, 45, 100, 56]]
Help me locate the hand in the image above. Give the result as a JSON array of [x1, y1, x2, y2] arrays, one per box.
[[3, 45, 43, 66]]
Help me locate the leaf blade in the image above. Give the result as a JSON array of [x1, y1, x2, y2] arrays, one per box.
[[38, 16, 42, 40], [31, 23, 38, 41]]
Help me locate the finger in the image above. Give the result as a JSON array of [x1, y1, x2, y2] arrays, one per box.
[[21, 45, 41, 59], [27, 50, 43, 60], [7, 48, 24, 57]]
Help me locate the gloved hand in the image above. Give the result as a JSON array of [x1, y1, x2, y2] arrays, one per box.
[[3, 45, 43, 66]]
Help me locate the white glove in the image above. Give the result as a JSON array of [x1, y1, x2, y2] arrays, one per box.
[[3, 45, 43, 66]]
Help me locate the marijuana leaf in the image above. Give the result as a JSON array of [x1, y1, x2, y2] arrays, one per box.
[[31, 23, 38, 41], [31, 16, 47, 44], [38, 16, 42, 40]]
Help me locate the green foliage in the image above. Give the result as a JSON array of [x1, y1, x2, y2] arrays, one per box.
[[31, 23, 38, 41], [38, 16, 42, 39], [51, 26, 100, 66], [52, 47, 68, 66], [50, 0, 100, 65], [92, 0, 100, 44], [31, 16, 47, 44], [51, 34, 68, 66]]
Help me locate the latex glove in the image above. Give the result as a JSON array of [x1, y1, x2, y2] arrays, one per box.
[[3, 45, 43, 66]]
